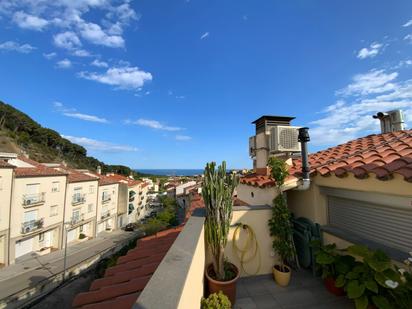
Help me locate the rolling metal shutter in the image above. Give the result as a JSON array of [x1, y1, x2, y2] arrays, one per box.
[[328, 196, 412, 253]]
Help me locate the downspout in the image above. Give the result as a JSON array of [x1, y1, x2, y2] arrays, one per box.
[[294, 127, 311, 191]]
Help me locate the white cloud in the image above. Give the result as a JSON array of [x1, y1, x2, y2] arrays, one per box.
[[337, 69, 398, 96], [0, 41, 36, 53], [56, 58, 72, 69], [79, 66, 152, 90], [403, 19, 412, 27], [175, 135, 192, 141], [357, 42, 382, 59], [91, 59, 108, 68], [310, 69, 412, 146], [54, 101, 108, 123], [80, 22, 124, 48], [62, 135, 138, 152], [12, 11, 48, 30], [43, 52, 57, 59], [404, 34, 412, 43], [200, 32, 209, 40], [63, 112, 108, 123], [53, 31, 81, 50], [130, 118, 183, 131], [72, 49, 91, 57]]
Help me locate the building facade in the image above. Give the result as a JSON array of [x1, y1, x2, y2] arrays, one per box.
[[0, 160, 14, 267]]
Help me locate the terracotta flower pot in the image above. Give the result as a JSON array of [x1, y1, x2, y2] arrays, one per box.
[[273, 265, 291, 287], [205, 263, 240, 305], [324, 277, 345, 296]]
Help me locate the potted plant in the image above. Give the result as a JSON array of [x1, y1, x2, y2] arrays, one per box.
[[312, 241, 355, 296], [267, 157, 298, 286], [78, 233, 87, 241], [201, 291, 231, 309], [203, 161, 239, 304]]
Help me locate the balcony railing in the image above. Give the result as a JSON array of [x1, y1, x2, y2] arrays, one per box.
[[72, 193, 86, 205], [21, 218, 44, 234], [101, 209, 111, 219], [70, 213, 85, 226], [102, 195, 112, 204], [22, 193, 46, 207]]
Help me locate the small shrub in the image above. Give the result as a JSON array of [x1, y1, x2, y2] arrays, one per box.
[[79, 233, 87, 239], [201, 291, 231, 309]]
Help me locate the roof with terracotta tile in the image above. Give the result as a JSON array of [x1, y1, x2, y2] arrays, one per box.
[[240, 129, 412, 187], [0, 160, 14, 168], [72, 194, 205, 309], [72, 227, 182, 309], [291, 129, 412, 182], [104, 173, 143, 187], [13, 156, 68, 178], [53, 166, 98, 183]]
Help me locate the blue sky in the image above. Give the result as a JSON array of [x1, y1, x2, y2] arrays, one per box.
[[0, 1, 412, 169]]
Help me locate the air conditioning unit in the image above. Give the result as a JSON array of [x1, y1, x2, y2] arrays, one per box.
[[249, 136, 256, 157], [269, 126, 301, 153]]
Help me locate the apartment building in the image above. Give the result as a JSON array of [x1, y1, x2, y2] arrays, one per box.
[[104, 173, 142, 225], [89, 174, 121, 235], [51, 166, 99, 245], [138, 182, 149, 219], [8, 156, 67, 264], [0, 158, 14, 267]]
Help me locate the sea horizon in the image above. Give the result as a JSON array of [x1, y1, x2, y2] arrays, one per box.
[[135, 169, 204, 176]]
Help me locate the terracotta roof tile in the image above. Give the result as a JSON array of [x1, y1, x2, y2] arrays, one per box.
[[14, 156, 68, 178], [0, 160, 14, 168], [71, 197, 208, 309], [290, 129, 412, 183]]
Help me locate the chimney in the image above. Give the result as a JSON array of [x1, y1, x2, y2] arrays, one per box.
[[373, 110, 405, 134], [97, 165, 102, 175], [250, 115, 296, 175]]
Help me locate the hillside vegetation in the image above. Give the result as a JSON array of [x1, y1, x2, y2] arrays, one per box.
[[0, 101, 141, 177]]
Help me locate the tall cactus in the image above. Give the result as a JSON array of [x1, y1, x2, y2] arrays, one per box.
[[202, 161, 239, 281]]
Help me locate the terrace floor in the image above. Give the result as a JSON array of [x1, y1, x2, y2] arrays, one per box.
[[235, 270, 354, 309]]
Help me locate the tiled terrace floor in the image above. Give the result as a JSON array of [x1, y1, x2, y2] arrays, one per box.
[[235, 270, 354, 309]]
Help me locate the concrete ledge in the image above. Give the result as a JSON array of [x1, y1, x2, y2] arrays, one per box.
[[135, 213, 206, 309], [234, 205, 272, 211]]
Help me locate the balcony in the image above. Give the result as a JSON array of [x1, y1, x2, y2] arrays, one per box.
[[102, 195, 112, 204], [22, 193, 46, 207], [72, 193, 86, 206], [21, 218, 44, 234], [101, 209, 111, 219], [70, 214, 85, 226]]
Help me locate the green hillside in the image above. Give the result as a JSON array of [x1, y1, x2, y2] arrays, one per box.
[[0, 101, 140, 177]]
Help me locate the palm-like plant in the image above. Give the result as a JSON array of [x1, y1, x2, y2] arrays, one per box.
[[202, 161, 239, 281]]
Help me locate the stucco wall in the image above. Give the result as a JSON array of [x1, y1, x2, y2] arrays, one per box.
[[236, 183, 277, 206], [65, 180, 98, 225], [97, 183, 119, 224], [205, 206, 277, 277], [0, 168, 13, 233], [10, 175, 67, 240]]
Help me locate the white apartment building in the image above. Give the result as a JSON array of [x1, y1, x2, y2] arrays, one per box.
[[54, 167, 99, 245], [0, 159, 14, 267], [8, 156, 67, 264], [92, 174, 121, 235]]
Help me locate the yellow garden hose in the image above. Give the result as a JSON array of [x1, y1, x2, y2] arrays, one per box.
[[232, 223, 261, 276]]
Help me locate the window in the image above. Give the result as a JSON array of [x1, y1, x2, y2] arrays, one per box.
[[102, 190, 110, 201], [72, 209, 80, 221], [80, 225, 83, 232], [0, 176, 3, 191], [39, 233, 44, 242], [89, 185, 94, 194], [50, 205, 58, 217], [52, 181, 60, 192], [88, 203, 93, 213], [251, 192, 254, 198]]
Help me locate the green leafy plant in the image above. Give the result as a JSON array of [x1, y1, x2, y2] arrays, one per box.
[[267, 157, 297, 271], [201, 291, 231, 309], [339, 245, 401, 309], [202, 161, 239, 281], [312, 241, 355, 280], [78, 233, 87, 239]]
